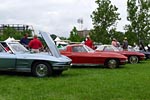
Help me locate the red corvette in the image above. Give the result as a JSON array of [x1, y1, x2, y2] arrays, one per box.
[[60, 44, 127, 68], [96, 45, 145, 64]]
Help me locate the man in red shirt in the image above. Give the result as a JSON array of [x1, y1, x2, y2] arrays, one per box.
[[85, 35, 94, 49], [28, 35, 43, 53]]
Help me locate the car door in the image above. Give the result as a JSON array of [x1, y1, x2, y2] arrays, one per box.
[[0, 45, 16, 69], [70, 46, 95, 64], [15, 54, 32, 69]]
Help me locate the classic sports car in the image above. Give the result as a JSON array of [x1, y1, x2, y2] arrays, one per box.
[[139, 50, 150, 60], [0, 32, 71, 77], [96, 45, 145, 64], [128, 46, 150, 60], [60, 44, 127, 68]]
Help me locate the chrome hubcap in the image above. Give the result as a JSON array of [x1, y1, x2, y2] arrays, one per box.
[[36, 64, 48, 77], [108, 59, 117, 68], [129, 56, 138, 64]]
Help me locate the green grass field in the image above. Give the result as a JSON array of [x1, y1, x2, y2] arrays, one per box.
[[0, 60, 150, 100]]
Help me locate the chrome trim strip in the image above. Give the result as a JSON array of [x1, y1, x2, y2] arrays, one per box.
[[71, 63, 103, 66]]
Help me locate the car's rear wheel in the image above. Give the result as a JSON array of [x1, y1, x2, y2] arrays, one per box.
[[128, 56, 139, 64], [32, 61, 52, 77], [105, 59, 118, 69]]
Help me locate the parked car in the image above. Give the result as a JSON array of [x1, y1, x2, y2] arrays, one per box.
[[139, 50, 150, 60], [60, 44, 127, 69], [128, 46, 150, 60], [0, 32, 71, 77], [96, 45, 145, 64]]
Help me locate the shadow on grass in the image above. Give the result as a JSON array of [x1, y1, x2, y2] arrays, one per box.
[[0, 71, 33, 77], [0, 70, 74, 78], [60, 65, 127, 78], [0, 65, 127, 78], [71, 66, 103, 69], [71, 65, 126, 69]]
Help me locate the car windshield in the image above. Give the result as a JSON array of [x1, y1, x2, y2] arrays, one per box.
[[111, 46, 120, 51], [102, 45, 120, 52], [8, 42, 29, 53], [72, 46, 87, 52], [72, 45, 94, 53], [0, 44, 6, 53], [84, 45, 95, 52]]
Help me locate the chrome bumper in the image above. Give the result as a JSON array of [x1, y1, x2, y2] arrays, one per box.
[[52, 63, 71, 70], [120, 59, 128, 64]]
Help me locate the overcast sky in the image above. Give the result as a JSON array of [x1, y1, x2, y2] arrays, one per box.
[[0, 0, 128, 37]]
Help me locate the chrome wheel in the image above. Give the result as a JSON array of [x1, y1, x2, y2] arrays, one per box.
[[129, 56, 139, 64], [36, 64, 48, 77], [106, 59, 118, 69], [32, 62, 52, 77]]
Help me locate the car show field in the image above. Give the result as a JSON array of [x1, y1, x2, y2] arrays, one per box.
[[0, 32, 150, 100], [0, 60, 150, 100], [0, 0, 150, 99]]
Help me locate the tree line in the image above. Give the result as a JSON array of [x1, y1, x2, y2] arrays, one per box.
[[0, 26, 32, 41], [0, 0, 149, 46], [69, 0, 150, 46]]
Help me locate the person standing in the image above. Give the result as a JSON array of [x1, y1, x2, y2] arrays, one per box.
[[111, 38, 120, 48], [122, 37, 128, 50], [28, 35, 43, 53], [20, 33, 29, 48], [84, 35, 94, 49], [111, 38, 117, 47]]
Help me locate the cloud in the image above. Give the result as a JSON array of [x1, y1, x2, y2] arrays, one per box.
[[0, 0, 128, 37]]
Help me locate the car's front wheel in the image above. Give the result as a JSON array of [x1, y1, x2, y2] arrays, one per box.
[[32, 61, 52, 77], [128, 56, 139, 64], [105, 59, 118, 69]]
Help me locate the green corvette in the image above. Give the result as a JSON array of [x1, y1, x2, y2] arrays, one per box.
[[0, 32, 71, 77]]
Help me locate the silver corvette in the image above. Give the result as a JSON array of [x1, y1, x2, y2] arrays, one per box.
[[0, 32, 72, 77]]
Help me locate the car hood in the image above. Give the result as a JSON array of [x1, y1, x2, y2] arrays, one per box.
[[39, 31, 61, 58]]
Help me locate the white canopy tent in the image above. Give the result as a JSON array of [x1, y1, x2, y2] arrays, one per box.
[[54, 37, 68, 46], [4, 37, 15, 42], [4, 37, 19, 42], [54, 37, 61, 42]]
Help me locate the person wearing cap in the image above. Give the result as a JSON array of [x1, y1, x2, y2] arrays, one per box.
[[122, 37, 128, 50], [84, 35, 94, 49], [28, 35, 43, 53]]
